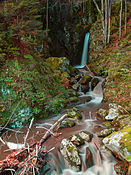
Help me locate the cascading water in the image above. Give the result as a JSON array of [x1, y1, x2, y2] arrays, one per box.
[[73, 33, 90, 69]]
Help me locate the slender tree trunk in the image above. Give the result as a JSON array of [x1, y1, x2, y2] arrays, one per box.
[[104, 0, 108, 43], [107, 0, 111, 43], [125, 0, 127, 35], [120, 0, 123, 39], [93, 0, 105, 42], [101, 0, 105, 35], [46, 0, 49, 37]]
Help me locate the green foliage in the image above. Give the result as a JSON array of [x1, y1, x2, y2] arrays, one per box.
[[0, 57, 69, 128]]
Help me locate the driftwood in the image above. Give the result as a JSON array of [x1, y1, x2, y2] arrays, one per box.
[[0, 113, 68, 175], [39, 113, 68, 145]]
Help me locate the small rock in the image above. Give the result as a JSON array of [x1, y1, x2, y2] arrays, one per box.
[[59, 120, 75, 128], [69, 134, 84, 146], [96, 128, 115, 137], [79, 131, 93, 142], [67, 108, 82, 121]]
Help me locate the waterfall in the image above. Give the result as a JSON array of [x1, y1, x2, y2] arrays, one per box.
[[73, 33, 90, 69]]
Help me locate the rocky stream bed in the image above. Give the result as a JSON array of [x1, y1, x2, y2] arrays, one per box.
[[0, 68, 130, 175]]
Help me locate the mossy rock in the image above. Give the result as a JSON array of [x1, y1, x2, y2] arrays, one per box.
[[96, 128, 115, 137], [67, 108, 82, 121], [46, 57, 70, 73], [59, 120, 75, 128], [103, 121, 112, 127], [103, 126, 131, 162], [112, 115, 131, 129], [68, 96, 78, 102], [80, 75, 92, 85], [60, 138, 81, 171], [69, 134, 84, 146]]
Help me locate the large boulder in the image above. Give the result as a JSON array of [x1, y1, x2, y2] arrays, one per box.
[[103, 126, 131, 162], [60, 139, 81, 171], [46, 57, 71, 73]]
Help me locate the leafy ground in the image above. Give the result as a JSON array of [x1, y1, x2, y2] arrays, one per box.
[[88, 16, 131, 112]]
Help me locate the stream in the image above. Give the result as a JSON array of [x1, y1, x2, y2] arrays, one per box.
[[0, 71, 117, 175]]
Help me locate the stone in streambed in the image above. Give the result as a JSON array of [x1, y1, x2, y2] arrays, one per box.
[[59, 120, 75, 128], [96, 128, 116, 137], [91, 77, 100, 90], [80, 75, 92, 85], [60, 139, 81, 171], [69, 134, 84, 146], [67, 108, 82, 121], [78, 131, 93, 142]]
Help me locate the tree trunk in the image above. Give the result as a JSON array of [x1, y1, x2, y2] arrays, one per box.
[[107, 0, 111, 43], [120, 0, 123, 39], [46, 0, 49, 37], [101, 0, 105, 35], [93, 0, 105, 42], [104, 0, 108, 43], [125, 0, 127, 35]]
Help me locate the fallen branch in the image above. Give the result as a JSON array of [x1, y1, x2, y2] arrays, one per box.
[[39, 113, 68, 145], [24, 118, 34, 145]]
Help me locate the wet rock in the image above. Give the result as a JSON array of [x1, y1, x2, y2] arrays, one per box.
[[60, 139, 81, 171], [91, 77, 100, 90], [103, 126, 131, 162], [80, 75, 92, 85], [114, 161, 128, 175], [103, 121, 112, 127], [96, 128, 115, 137], [72, 83, 79, 90], [69, 134, 84, 146], [80, 84, 90, 93], [78, 131, 93, 142], [85, 147, 94, 168], [59, 120, 75, 128], [105, 103, 129, 120], [67, 108, 82, 121]]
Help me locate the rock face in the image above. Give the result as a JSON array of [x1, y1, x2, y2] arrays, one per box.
[[60, 139, 81, 171], [103, 126, 131, 162]]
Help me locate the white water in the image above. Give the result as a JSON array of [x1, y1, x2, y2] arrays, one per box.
[[62, 142, 116, 175], [73, 33, 90, 68]]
